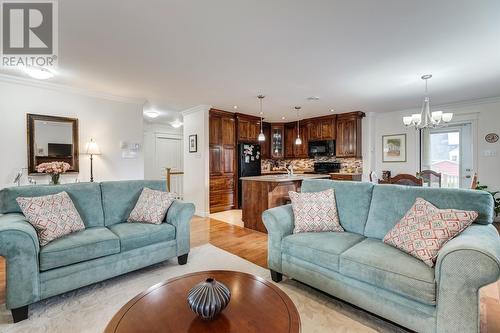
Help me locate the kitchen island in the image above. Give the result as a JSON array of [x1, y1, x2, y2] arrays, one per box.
[[240, 174, 329, 233]]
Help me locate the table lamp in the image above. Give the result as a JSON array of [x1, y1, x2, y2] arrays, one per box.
[[85, 139, 101, 182]]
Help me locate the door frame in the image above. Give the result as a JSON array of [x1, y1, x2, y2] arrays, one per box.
[[419, 117, 477, 188], [154, 132, 184, 179]]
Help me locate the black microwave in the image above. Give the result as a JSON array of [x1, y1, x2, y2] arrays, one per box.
[[308, 140, 335, 157]]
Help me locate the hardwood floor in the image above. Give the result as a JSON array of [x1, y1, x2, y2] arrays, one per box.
[[1, 215, 499, 332]]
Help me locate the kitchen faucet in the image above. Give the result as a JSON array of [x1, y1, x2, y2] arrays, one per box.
[[287, 164, 294, 176]]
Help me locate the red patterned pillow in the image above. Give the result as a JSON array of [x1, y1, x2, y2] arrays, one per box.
[[16, 191, 85, 246], [383, 197, 478, 267], [289, 189, 344, 233], [127, 187, 176, 224]]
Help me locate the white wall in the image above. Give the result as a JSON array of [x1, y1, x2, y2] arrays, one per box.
[[0, 77, 145, 188], [143, 122, 183, 180], [368, 97, 500, 191], [182, 105, 210, 217]]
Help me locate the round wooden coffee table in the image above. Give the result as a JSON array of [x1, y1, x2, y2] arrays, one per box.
[[104, 270, 301, 333]]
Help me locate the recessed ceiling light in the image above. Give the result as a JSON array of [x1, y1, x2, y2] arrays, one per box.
[[233, 105, 238, 109], [307, 96, 320, 101], [259, 111, 263, 115], [170, 120, 183, 128], [24, 66, 55, 80], [144, 110, 160, 118], [281, 116, 286, 120], [330, 109, 335, 112]]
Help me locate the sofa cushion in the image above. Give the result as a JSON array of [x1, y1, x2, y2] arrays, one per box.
[[383, 197, 478, 267], [289, 189, 344, 233], [109, 222, 176, 252], [100, 180, 166, 226], [300, 179, 374, 234], [0, 182, 105, 227], [282, 232, 365, 271], [39, 227, 120, 271], [340, 238, 436, 305], [17, 191, 86, 246], [364, 184, 494, 239], [128, 188, 176, 224]]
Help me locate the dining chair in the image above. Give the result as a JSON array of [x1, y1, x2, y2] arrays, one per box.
[[379, 173, 423, 186], [419, 170, 442, 188]]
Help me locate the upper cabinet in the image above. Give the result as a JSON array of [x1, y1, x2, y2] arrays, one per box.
[[261, 122, 271, 159], [235, 113, 261, 143], [284, 122, 308, 158], [270, 124, 284, 159], [336, 111, 365, 158], [307, 115, 336, 141]]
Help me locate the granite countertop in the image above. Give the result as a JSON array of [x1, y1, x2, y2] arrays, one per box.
[[240, 174, 330, 182]]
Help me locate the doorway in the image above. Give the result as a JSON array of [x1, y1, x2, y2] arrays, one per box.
[[421, 122, 474, 188], [155, 135, 184, 197]]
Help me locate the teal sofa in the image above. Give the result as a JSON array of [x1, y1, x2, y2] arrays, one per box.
[[263, 179, 500, 333], [0, 180, 195, 322]]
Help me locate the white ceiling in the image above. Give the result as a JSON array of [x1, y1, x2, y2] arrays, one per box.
[[2, 0, 500, 122]]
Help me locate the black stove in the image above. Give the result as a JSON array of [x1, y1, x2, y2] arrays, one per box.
[[313, 162, 342, 174]]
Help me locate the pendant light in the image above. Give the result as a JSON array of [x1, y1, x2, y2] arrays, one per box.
[[294, 106, 302, 145], [257, 95, 266, 142], [403, 75, 453, 129]]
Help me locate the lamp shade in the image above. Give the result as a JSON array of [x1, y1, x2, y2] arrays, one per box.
[[85, 139, 101, 155]]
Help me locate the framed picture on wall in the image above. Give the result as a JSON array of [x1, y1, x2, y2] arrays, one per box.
[[189, 134, 197, 153], [382, 134, 406, 162]]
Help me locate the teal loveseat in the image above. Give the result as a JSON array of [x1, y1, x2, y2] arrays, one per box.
[[263, 179, 500, 333], [0, 180, 194, 322]]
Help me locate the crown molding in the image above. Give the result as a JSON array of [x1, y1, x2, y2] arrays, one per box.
[[181, 104, 212, 116], [0, 73, 147, 105]]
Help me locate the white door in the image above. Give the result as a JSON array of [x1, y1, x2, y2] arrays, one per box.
[[422, 123, 474, 188], [155, 135, 183, 197]]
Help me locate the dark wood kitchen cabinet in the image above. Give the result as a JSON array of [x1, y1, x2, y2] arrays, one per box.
[[336, 111, 365, 158], [307, 115, 336, 141], [284, 122, 308, 158], [270, 124, 285, 159], [235, 113, 261, 143], [261, 122, 271, 159], [209, 109, 237, 213]]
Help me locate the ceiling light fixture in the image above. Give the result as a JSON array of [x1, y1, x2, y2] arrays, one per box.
[[330, 109, 335, 112], [281, 116, 286, 120], [144, 110, 160, 119], [170, 120, 183, 128], [257, 95, 266, 142], [233, 105, 238, 109], [403, 75, 453, 129], [24, 66, 54, 80], [294, 106, 302, 145]]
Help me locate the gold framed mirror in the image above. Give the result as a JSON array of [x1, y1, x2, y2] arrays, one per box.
[[27, 114, 79, 175]]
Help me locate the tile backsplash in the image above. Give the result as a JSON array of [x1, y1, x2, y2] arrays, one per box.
[[261, 157, 363, 173]]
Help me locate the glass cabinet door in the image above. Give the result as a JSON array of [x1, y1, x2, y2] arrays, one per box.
[[271, 125, 284, 158]]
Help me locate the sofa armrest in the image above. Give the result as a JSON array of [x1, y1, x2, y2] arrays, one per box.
[[435, 224, 500, 333], [262, 204, 295, 273], [166, 200, 195, 256], [0, 213, 41, 309]]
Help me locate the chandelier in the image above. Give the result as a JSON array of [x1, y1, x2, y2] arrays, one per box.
[[403, 75, 453, 129]]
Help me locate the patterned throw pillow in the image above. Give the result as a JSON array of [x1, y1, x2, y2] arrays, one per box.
[[289, 189, 344, 234], [127, 187, 176, 224], [16, 191, 86, 246], [383, 197, 478, 267]]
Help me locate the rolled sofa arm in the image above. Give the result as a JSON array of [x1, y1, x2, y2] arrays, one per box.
[[262, 204, 295, 273], [435, 224, 500, 333], [166, 200, 195, 256], [0, 213, 41, 309]]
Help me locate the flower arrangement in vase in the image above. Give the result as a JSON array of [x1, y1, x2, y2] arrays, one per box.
[[36, 162, 71, 185]]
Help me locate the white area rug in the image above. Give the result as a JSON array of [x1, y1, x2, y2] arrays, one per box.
[[0, 244, 406, 333]]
